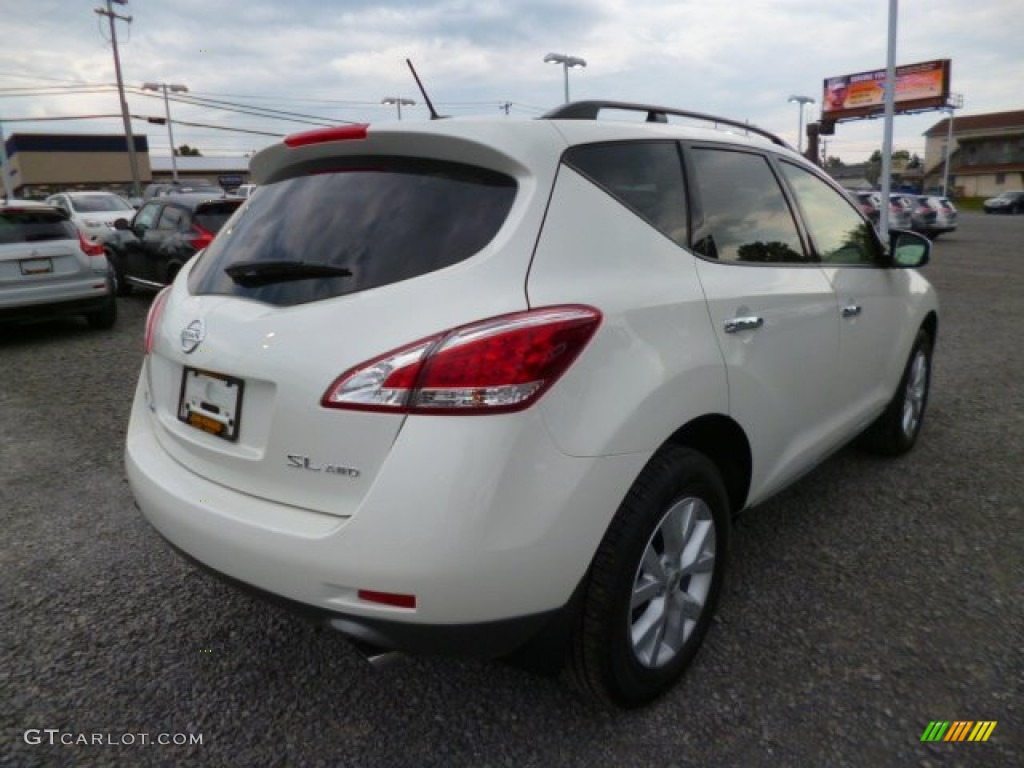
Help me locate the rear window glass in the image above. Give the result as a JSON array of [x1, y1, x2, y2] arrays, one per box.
[[71, 194, 131, 213], [0, 210, 77, 245], [188, 158, 516, 306], [194, 202, 242, 233]]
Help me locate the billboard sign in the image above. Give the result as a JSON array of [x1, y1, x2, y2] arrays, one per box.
[[822, 59, 950, 124]]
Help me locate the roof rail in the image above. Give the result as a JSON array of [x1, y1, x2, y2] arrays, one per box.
[[541, 100, 789, 149]]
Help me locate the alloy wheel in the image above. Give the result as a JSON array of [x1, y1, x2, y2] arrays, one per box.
[[629, 496, 716, 668]]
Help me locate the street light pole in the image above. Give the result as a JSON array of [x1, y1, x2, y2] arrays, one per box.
[[878, 0, 899, 236], [543, 53, 586, 103], [941, 93, 963, 197], [788, 95, 815, 153], [95, 0, 141, 198], [143, 82, 188, 181], [0, 116, 13, 199], [381, 97, 415, 120]]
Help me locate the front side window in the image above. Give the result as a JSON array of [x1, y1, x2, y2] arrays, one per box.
[[779, 162, 882, 266], [189, 158, 516, 306], [133, 203, 161, 232], [564, 141, 687, 245], [689, 148, 808, 264]]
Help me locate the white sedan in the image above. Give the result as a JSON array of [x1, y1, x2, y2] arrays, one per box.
[[44, 191, 136, 240]]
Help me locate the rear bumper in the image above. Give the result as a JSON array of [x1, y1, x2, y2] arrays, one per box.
[[0, 292, 112, 323], [125, 374, 649, 646], [158, 529, 566, 657]]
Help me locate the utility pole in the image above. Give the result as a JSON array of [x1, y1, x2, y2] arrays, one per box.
[[95, 0, 141, 198], [499, 102, 511, 116]]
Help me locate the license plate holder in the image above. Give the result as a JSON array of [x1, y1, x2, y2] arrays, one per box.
[[20, 258, 53, 275], [178, 367, 244, 441]]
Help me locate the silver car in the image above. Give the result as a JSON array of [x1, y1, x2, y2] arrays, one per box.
[[886, 194, 914, 230], [919, 196, 958, 238], [44, 191, 137, 241], [0, 202, 117, 328]]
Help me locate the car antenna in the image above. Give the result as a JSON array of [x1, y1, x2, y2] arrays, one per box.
[[406, 59, 447, 120]]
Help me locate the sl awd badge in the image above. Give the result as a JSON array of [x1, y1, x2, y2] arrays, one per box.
[[287, 454, 361, 478], [181, 319, 206, 354]]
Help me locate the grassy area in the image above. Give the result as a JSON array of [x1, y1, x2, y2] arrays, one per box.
[[955, 197, 986, 212]]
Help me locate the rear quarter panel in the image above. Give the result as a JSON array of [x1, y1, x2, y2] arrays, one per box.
[[527, 165, 728, 458]]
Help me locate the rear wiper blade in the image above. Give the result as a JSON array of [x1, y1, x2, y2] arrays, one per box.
[[224, 260, 353, 287]]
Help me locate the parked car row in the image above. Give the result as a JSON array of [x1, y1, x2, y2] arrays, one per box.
[[847, 191, 958, 239]]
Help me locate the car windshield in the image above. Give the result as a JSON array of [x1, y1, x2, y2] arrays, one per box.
[[188, 157, 517, 307], [71, 194, 132, 213], [0, 209, 78, 244]]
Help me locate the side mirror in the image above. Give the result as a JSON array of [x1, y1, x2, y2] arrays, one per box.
[[890, 229, 930, 268], [114, 218, 131, 231]]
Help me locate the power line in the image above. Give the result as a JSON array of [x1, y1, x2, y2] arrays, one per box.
[[156, 91, 345, 126]]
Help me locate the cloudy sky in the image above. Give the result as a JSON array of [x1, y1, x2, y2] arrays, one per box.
[[2, 0, 1021, 164]]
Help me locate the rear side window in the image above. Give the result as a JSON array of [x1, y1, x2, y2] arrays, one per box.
[[157, 206, 188, 231], [0, 210, 77, 245], [188, 158, 516, 306], [564, 142, 687, 245], [689, 148, 809, 264]]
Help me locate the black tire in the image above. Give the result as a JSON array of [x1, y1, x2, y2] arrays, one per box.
[[859, 329, 932, 456], [106, 250, 132, 296], [165, 262, 182, 285], [85, 284, 117, 330], [565, 445, 730, 708]]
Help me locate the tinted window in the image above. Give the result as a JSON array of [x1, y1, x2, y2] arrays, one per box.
[[0, 210, 77, 245], [779, 162, 882, 266], [188, 158, 516, 306], [565, 142, 687, 245], [134, 203, 161, 231], [194, 202, 242, 233], [72, 194, 131, 213], [689, 149, 807, 263], [157, 206, 188, 231]]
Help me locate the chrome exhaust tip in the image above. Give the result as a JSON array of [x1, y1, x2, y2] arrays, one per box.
[[349, 639, 404, 669]]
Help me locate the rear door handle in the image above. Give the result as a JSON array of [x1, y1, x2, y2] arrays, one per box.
[[724, 316, 764, 334], [841, 304, 862, 318]]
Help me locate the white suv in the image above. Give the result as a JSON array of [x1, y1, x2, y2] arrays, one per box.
[[126, 101, 937, 707]]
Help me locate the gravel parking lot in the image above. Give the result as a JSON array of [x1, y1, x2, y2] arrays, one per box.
[[3, 213, 1021, 767]]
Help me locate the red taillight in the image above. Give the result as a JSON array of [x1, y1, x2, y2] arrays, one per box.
[[144, 286, 172, 355], [78, 231, 105, 257], [357, 590, 416, 609], [284, 124, 369, 148], [186, 223, 214, 250], [322, 306, 602, 414]]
